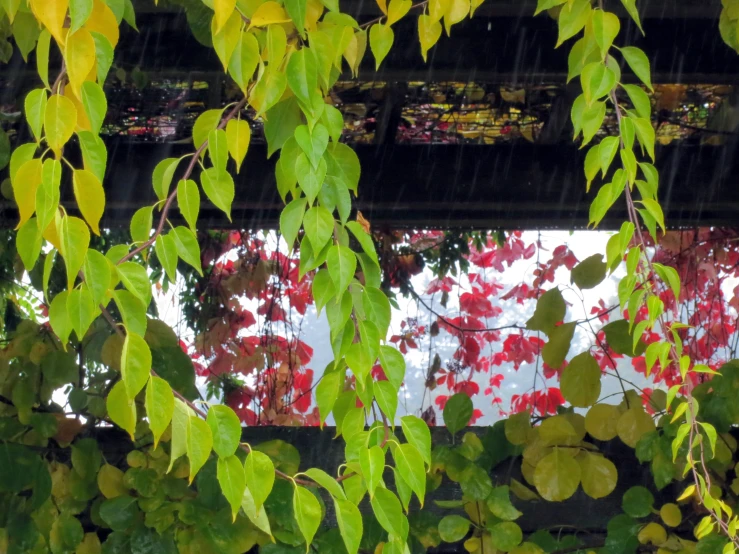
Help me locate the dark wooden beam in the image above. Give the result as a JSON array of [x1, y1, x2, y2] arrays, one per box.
[[3, 139, 737, 231]]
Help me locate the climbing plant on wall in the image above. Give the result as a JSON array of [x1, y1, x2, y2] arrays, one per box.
[[0, 0, 738, 553]]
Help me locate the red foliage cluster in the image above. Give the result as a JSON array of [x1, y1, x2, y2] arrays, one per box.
[[186, 227, 739, 427]]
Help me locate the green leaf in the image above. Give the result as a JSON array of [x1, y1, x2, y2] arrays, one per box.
[[489, 522, 523, 551], [145, 375, 174, 448], [295, 124, 329, 169], [155, 233, 179, 283], [241, 486, 272, 536], [49, 291, 73, 345], [78, 130, 108, 182], [592, 9, 620, 56], [207, 405, 242, 458], [113, 290, 147, 337], [286, 48, 318, 106], [177, 179, 201, 232], [623, 84, 651, 120], [542, 322, 576, 369], [632, 117, 655, 161], [334, 498, 363, 554], [265, 98, 303, 158], [443, 393, 473, 436], [622, 485, 654, 518], [284, 0, 307, 35], [487, 486, 523, 521], [526, 288, 565, 335], [438, 515, 471, 543], [401, 415, 431, 465], [620, 46, 652, 91], [193, 109, 224, 151], [556, 0, 591, 47], [50, 513, 84, 553], [652, 263, 680, 301], [374, 379, 398, 422], [602, 319, 646, 357], [91, 31, 114, 83], [172, 226, 203, 275], [218, 455, 247, 520], [360, 445, 385, 497], [117, 262, 152, 306], [44, 94, 77, 153], [37, 30, 51, 88], [59, 215, 90, 290], [638, 198, 665, 234], [129, 206, 153, 245], [67, 285, 96, 340], [392, 443, 426, 505], [321, 104, 344, 143], [244, 450, 275, 511], [251, 67, 288, 117], [121, 331, 152, 399], [201, 166, 235, 220], [80, 81, 107, 135], [312, 268, 336, 315], [225, 118, 251, 172], [581, 63, 616, 105], [326, 244, 356, 294], [187, 416, 213, 483], [619, 0, 643, 33], [293, 486, 322, 547], [208, 128, 229, 174], [303, 205, 335, 253], [315, 366, 343, 424], [598, 136, 620, 177], [326, 143, 361, 194], [152, 157, 181, 201], [370, 487, 408, 541], [378, 345, 405, 390], [369, 23, 393, 69], [561, 352, 602, 407], [24, 88, 47, 142], [107, 381, 136, 438], [16, 218, 43, 271], [296, 153, 328, 204], [168, 399, 192, 472], [228, 30, 260, 92], [571, 254, 607, 289]]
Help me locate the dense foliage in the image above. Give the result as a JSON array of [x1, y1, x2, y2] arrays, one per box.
[[0, 0, 738, 553]]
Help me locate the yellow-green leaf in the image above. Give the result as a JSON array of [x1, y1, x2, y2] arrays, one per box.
[[250, 67, 288, 117], [187, 416, 213, 483], [225, 118, 251, 173], [200, 167, 235, 220], [13, 158, 43, 229], [213, 0, 237, 34], [121, 331, 152, 399], [386, 0, 411, 25], [145, 375, 174, 448], [45, 94, 77, 155], [577, 451, 617, 499], [293, 486, 322, 547], [560, 352, 602, 407], [65, 28, 96, 95], [369, 23, 393, 70], [37, 158, 62, 231], [73, 169, 105, 235], [212, 10, 242, 70], [244, 450, 275, 511], [59, 215, 90, 290], [249, 1, 291, 27], [218, 455, 247, 520], [418, 14, 441, 62], [207, 404, 242, 458], [533, 447, 581, 501], [107, 380, 136, 439], [80, 81, 107, 135], [24, 89, 47, 142], [177, 178, 200, 232]]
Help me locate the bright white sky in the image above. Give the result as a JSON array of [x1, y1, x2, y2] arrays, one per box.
[[155, 230, 655, 425]]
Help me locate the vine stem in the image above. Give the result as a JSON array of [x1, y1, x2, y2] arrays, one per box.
[[118, 95, 249, 265], [359, 0, 429, 29], [608, 85, 739, 548]]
